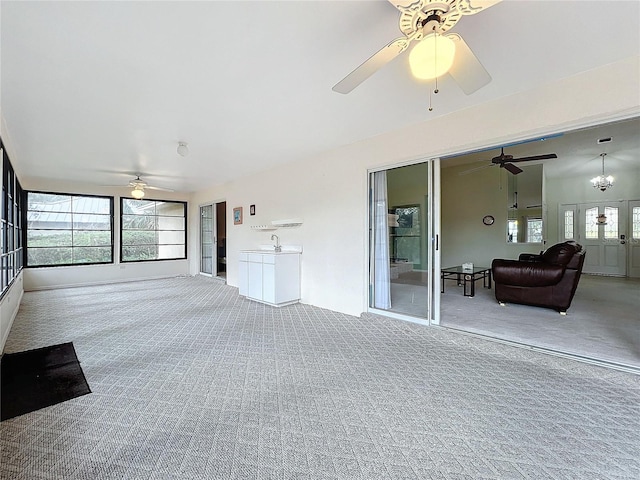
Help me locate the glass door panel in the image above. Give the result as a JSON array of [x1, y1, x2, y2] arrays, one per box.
[[200, 204, 214, 275], [369, 160, 438, 324], [628, 200, 640, 278]]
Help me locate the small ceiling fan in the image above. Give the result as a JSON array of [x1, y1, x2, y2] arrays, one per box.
[[105, 175, 174, 199], [333, 0, 502, 95]]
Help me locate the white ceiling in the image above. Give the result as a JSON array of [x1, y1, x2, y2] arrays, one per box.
[[2, 0, 639, 192]]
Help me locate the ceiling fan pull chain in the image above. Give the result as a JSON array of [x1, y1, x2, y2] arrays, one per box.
[[433, 32, 440, 94], [428, 85, 433, 111]]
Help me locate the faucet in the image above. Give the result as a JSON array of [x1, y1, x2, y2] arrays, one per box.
[[271, 234, 281, 252]]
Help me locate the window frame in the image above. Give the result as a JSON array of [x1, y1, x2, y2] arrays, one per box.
[[25, 190, 115, 268], [1, 139, 25, 298], [119, 197, 187, 263]]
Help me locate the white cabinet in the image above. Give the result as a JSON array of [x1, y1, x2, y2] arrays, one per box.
[[239, 251, 301, 306]]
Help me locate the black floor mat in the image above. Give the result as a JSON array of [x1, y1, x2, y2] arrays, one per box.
[[1, 342, 91, 421]]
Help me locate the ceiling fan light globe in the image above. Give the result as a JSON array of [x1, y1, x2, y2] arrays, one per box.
[[409, 33, 456, 80], [131, 187, 145, 199]]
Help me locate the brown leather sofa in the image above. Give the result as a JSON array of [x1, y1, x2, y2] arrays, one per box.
[[491, 241, 586, 314]]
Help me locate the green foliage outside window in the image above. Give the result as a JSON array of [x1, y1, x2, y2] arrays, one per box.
[[120, 198, 186, 262]]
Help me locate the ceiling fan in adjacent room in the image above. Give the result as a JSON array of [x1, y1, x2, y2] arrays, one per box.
[[459, 146, 558, 176], [490, 148, 558, 175], [333, 0, 502, 97]]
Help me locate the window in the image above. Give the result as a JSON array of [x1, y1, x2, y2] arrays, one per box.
[[121, 198, 186, 262], [603, 206, 618, 239], [585, 207, 598, 239], [1, 141, 25, 294], [633, 206, 640, 239], [526, 218, 543, 243], [564, 210, 574, 240], [390, 205, 421, 265], [507, 219, 518, 243], [26, 192, 113, 267]]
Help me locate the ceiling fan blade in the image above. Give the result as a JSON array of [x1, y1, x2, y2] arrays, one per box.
[[385, 0, 422, 9], [503, 163, 523, 175], [509, 153, 558, 163], [458, 0, 503, 15], [445, 33, 491, 95], [333, 36, 410, 94], [146, 185, 175, 192]]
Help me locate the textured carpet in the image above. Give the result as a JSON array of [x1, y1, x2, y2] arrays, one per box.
[[1, 276, 639, 479], [1, 342, 91, 421]]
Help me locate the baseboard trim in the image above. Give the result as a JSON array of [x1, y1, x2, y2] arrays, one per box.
[[24, 274, 192, 292], [1, 284, 24, 353]]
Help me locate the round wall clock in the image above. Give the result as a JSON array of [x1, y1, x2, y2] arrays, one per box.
[[482, 215, 495, 226]]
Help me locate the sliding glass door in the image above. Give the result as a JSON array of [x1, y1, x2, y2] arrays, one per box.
[[368, 159, 440, 325]]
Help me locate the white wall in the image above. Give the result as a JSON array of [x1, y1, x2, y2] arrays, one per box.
[[189, 56, 640, 317], [440, 163, 545, 267], [440, 162, 538, 268], [20, 177, 191, 291]]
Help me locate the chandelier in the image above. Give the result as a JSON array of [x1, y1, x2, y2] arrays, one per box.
[[590, 153, 614, 191]]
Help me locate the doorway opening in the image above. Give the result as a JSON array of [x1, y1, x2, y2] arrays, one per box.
[[216, 202, 227, 278], [437, 116, 640, 371]]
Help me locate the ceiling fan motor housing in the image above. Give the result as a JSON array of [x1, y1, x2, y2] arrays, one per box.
[[421, 12, 444, 32]]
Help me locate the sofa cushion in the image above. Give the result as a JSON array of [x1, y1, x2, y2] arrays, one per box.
[[541, 241, 580, 266]]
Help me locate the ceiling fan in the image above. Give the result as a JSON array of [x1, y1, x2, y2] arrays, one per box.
[[333, 0, 502, 95], [491, 148, 558, 175], [459, 147, 558, 176], [106, 175, 174, 199]]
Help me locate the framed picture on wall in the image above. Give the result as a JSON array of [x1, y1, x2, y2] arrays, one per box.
[[233, 207, 243, 225]]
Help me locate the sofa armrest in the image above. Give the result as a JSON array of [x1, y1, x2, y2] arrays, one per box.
[[491, 259, 565, 287]]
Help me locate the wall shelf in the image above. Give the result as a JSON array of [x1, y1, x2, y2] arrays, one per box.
[[271, 218, 303, 228]]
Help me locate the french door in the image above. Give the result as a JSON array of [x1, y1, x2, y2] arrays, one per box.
[[574, 201, 626, 276], [368, 159, 440, 325]]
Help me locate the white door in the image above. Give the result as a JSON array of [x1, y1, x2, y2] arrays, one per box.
[[628, 200, 640, 278], [578, 201, 626, 276]]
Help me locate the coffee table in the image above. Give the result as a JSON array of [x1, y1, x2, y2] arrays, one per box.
[[441, 266, 492, 297]]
